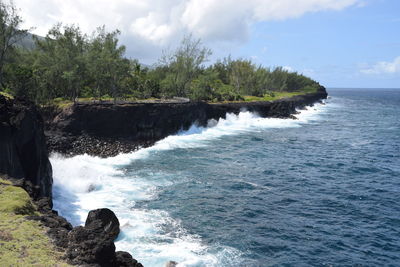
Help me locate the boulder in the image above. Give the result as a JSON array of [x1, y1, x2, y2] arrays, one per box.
[[65, 208, 142, 267], [85, 208, 120, 240]]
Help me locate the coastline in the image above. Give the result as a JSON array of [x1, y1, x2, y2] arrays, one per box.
[[0, 88, 327, 266], [43, 87, 328, 157]]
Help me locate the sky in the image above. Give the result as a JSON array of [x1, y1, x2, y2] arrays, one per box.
[[12, 0, 400, 88]]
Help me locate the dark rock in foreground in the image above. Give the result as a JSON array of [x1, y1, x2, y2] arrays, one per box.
[[29, 206, 143, 266], [66, 208, 143, 267], [85, 208, 120, 240]]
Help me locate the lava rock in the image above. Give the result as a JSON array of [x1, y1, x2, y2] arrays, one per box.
[[0, 95, 53, 204], [42, 87, 328, 157], [65, 208, 141, 267], [85, 208, 120, 240], [116, 251, 143, 267], [66, 225, 116, 266]]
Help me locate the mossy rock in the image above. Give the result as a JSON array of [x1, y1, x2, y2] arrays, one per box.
[[0, 214, 70, 266], [0, 184, 36, 215], [0, 178, 12, 185], [0, 180, 71, 266]]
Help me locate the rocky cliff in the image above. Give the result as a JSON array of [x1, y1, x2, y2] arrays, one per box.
[[0, 95, 142, 266], [0, 95, 53, 201], [44, 87, 328, 157]]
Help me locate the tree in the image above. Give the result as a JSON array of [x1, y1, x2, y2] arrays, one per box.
[[159, 34, 212, 97], [34, 24, 87, 102], [86, 26, 128, 102], [228, 58, 256, 95], [0, 1, 27, 88]]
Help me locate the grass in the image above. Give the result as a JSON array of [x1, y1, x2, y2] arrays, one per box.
[[243, 91, 309, 102], [0, 185, 36, 215], [214, 87, 319, 103], [40, 86, 320, 108], [0, 91, 14, 99], [47, 96, 177, 109], [0, 177, 71, 266]]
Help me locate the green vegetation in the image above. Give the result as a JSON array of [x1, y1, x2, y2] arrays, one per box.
[[0, 178, 70, 266], [240, 86, 318, 102], [0, 91, 13, 99], [0, 185, 35, 215], [0, 2, 322, 105]]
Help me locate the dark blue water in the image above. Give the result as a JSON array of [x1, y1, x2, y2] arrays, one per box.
[[53, 88, 400, 266]]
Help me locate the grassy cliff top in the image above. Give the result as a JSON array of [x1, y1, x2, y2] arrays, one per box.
[[43, 87, 320, 109], [0, 177, 70, 266]]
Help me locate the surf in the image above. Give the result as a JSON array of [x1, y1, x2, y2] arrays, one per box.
[[51, 102, 328, 266]]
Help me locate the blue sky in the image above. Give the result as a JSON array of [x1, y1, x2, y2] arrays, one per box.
[[15, 0, 400, 88], [227, 0, 400, 88]]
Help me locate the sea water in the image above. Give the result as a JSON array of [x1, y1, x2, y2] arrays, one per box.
[[51, 88, 400, 266]]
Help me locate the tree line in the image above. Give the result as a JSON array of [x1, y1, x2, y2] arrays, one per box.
[[0, 2, 321, 104]]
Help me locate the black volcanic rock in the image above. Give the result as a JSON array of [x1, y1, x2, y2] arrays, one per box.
[[29, 207, 143, 266], [1, 97, 141, 266], [0, 95, 53, 202], [66, 225, 116, 265], [66, 208, 142, 267], [26, 198, 73, 249], [116, 251, 143, 267], [42, 87, 328, 157], [85, 208, 120, 240]]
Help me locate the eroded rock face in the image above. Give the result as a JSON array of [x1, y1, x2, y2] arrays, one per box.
[[43, 87, 328, 157], [0, 95, 53, 202]]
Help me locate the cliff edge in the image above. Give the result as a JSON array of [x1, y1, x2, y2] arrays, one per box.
[[43, 86, 328, 157], [0, 95, 53, 202]]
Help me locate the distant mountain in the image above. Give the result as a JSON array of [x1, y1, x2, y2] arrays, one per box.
[[14, 32, 44, 50]]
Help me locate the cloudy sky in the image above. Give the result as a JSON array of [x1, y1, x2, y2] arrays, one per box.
[[13, 0, 400, 88]]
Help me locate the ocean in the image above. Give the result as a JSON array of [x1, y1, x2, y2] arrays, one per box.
[[51, 88, 400, 266]]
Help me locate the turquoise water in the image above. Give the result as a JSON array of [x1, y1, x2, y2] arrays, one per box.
[[52, 88, 400, 266]]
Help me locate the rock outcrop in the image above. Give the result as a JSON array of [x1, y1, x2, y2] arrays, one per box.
[[28, 206, 142, 266], [43, 87, 328, 157], [0, 95, 53, 202], [65, 208, 142, 267]]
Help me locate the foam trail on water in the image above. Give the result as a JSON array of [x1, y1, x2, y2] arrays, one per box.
[[51, 102, 329, 266]]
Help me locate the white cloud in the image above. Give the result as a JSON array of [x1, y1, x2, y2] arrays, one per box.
[[282, 66, 294, 72], [12, 0, 360, 62], [361, 56, 400, 75]]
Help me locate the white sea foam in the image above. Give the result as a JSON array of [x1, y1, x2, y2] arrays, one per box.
[[51, 101, 328, 266]]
